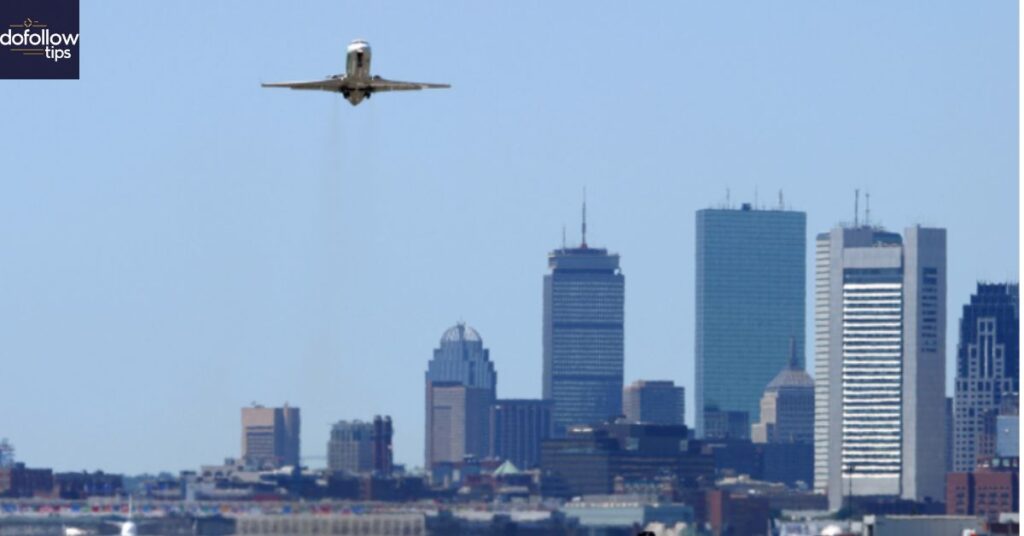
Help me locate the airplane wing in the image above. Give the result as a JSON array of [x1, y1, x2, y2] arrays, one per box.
[[261, 76, 348, 91], [367, 76, 450, 92]]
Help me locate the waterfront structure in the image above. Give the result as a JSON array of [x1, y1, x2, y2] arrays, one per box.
[[694, 204, 806, 437], [327, 421, 374, 474], [489, 399, 553, 469], [424, 323, 497, 468], [952, 283, 1019, 472], [813, 225, 947, 508], [241, 404, 300, 469], [622, 380, 685, 426], [543, 205, 625, 436], [426, 382, 492, 468]]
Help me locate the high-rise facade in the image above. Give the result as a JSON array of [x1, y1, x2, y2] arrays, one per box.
[[813, 225, 946, 509], [241, 404, 300, 470], [372, 415, 394, 475], [952, 283, 1019, 472], [694, 204, 806, 437], [622, 380, 685, 426], [751, 343, 814, 445], [424, 323, 497, 468], [543, 212, 624, 436], [489, 399, 553, 469], [426, 383, 492, 466], [327, 420, 374, 474], [327, 416, 393, 475]]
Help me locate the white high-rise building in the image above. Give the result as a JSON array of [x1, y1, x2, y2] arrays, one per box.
[[813, 225, 946, 509]]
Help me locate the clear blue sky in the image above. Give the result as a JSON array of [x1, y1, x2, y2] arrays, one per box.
[[0, 2, 1016, 474]]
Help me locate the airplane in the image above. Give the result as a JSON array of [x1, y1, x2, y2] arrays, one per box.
[[261, 39, 450, 106]]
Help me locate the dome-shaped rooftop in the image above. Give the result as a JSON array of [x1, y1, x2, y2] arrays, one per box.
[[441, 322, 481, 344], [766, 366, 813, 391]]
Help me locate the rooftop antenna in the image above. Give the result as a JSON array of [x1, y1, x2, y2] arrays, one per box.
[[561, 224, 567, 249], [581, 187, 588, 248], [865, 191, 871, 227], [778, 189, 784, 210], [854, 189, 860, 227]]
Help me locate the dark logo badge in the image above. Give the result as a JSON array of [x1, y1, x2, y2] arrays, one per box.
[[0, 0, 79, 79]]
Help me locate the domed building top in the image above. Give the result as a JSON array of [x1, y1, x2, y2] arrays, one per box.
[[441, 322, 481, 344], [766, 338, 813, 391], [766, 367, 814, 391]]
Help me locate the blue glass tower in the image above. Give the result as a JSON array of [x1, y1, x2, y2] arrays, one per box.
[[543, 206, 625, 436], [695, 204, 806, 437]]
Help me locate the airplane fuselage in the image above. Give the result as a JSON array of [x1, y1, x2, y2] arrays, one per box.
[[261, 39, 449, 105], [342, 40, 372, 105]]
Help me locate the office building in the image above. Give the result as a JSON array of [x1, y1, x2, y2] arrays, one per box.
[[540, 421, 713, 498], [695, 204, 806, 437], [946, 458, 1020, 519], [241, 404, 300, 469], [543, 205, 625, 436], [489, 399, 552, 469], [372, 415, 394, 475], [327, 420, 374, 474], [623, 380, 685, 426], [751, 341, 813, 444], [424, 323, 497, 468], [953, 283, 1019, 472], [703, 406, 750, 440], [813, 225, 947, 509], [426, 382, 492, 468]]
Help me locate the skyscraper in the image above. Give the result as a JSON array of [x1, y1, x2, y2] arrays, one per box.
[[241, 404, 300, 470], [694, 204, 806, 438], [424, 323, 496, 468], [327, 420, 374, 474], [751, 341, 814, 445], [751, 340, 815, 487], [327, 416, 394, 475], [622, 380, 685, 426], [426, 383, 492, 467], [953, 283, 1019, 472], [372, 415, 394, 475], [814, 225, 947, 508], [489, 399, 553, 469], [543, 204, 624, 436]]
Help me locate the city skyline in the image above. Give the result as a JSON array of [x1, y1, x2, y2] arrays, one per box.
[[0, 1, 1015, 474]]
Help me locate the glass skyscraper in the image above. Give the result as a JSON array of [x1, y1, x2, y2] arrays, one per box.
[[953, 283, 1019, 472], [543, 225, 624, 437], [694, 204, 806, 438]]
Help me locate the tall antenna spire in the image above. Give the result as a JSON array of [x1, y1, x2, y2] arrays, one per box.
[[562, 224, 567, 249], [778, 189, 784, 210], [581, 187, 588, 248], [854, 189, 860, 227], [865, 191, 871, 227]]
